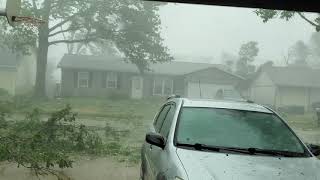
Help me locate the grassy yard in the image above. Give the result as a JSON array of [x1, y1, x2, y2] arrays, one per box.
[[0, 97, 165, 179], [17, 97, 165, 162], [283, 112, 320, 145]]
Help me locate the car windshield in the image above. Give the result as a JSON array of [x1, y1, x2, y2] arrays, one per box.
[[176, 107, 306, 154]]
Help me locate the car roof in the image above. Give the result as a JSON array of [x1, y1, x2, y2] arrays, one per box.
[[181, 98, 273, 113]]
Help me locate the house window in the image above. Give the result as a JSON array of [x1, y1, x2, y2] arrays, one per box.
[[164, 79, 173, 95], [153, 79, 173, 96], [106, 72, 118, 88], [154, 79, 163, 95], [78, 72, 89, 88]]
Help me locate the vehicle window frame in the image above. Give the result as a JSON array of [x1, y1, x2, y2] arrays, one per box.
[[159, 103, 176, 139], [153, 104, 171, 132], [173, 106, 312, 157]]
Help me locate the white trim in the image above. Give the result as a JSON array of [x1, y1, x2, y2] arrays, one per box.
[[131, 76, 143, 99], [106, 72, 118, 89], [153, 79, 163, 96], [153, 78, 173, 96], [78, 71, 89, 88]]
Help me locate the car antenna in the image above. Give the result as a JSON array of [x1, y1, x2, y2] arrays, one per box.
[[198, 80, 202, 98]]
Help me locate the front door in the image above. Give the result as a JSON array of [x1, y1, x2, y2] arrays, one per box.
[[131, 76, 143, 99]]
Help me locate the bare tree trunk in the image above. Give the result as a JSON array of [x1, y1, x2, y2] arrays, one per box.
[[34, 26, 49, 98], [33, 0, 51, 99]]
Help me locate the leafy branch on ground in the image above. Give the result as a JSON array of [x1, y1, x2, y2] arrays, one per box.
[[0, 105, 103, 178]]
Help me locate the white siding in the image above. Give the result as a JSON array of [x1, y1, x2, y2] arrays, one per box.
[[250, 72, 276, 106], [277, 87, 307, 107], [187, 82, 234, 99]]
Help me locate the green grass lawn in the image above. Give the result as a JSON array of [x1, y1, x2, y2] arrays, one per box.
[[13, 97, 165, 164], [20, 97, 163, 118]]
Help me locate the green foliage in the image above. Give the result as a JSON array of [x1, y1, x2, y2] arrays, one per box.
[[1, 0, 172, 98], [239, 41, 259, 62], [255, 10, 295, 22], [236, 41, 259, 77], [0, 105, 103, 177], [113, 1, 173, 72], [255, 9, 320, 32], [289, 40, 310, 66]]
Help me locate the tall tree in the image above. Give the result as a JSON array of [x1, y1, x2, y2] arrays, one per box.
[[236, 41, 259, 77], [289, 40, 309, 66], [310, 32, 320, 58], [255, 10, 320, 32], [0, 0, 172, 98], [220, 52, 236, 72]]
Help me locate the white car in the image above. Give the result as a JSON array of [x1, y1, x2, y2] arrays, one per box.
[[141, 97, 320, 180]]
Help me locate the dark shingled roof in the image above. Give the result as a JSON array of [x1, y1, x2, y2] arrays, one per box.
[[58, 54, 239, 76], [0, 49, 18, 68], [264, 66, 320, 88]]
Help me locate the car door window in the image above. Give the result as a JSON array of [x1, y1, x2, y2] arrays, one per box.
[[154, 105, 171, 132], [159, 104, 176, 138]]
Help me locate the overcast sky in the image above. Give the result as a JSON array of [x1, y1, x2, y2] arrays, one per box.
[[1, 1, 316, 66], [160, 3, 315, 65]]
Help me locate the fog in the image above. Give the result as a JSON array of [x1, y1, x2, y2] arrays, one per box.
[[0, 1, 315, 66], [45, 3, 315, 68], [0, 1, 317, 82], [160, 4, 314, 65]]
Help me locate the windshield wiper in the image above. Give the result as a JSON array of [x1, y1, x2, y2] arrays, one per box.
[[176, 143, 306, 157], [247, 148, 306, 157], [176, 143, 253, 155]]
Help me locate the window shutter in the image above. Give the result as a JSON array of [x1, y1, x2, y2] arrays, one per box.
[[89, 72, 93, 88], [102, 72, 107, 88], [74, 71, 78, 88]]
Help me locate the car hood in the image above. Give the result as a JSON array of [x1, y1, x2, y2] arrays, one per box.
[[176, 148, 320, 180]]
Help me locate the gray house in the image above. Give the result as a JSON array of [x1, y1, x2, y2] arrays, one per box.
[[58, 54, 244, 99], [248, 66, 320, 111]]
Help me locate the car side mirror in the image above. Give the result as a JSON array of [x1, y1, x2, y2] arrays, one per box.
[[146, 132, 165, 149], [307, 144, 320, 156]]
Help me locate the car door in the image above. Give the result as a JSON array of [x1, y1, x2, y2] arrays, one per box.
[[144, 104, 171, 180], [149, 103, 176, 179]]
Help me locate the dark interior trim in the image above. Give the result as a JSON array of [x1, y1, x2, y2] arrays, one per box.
[[148, 0, 320, 13]]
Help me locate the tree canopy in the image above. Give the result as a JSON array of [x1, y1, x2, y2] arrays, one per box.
[[0, 0, 172, 97], [289, 40, 309, 66], [255, 10, 320, 32], [236, 41, 259, 77]]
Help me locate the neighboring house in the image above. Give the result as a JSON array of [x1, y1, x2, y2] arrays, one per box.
[[58, 54, 244, 99], [0, 49, 36, 95], [248, 66, 320, 111]]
